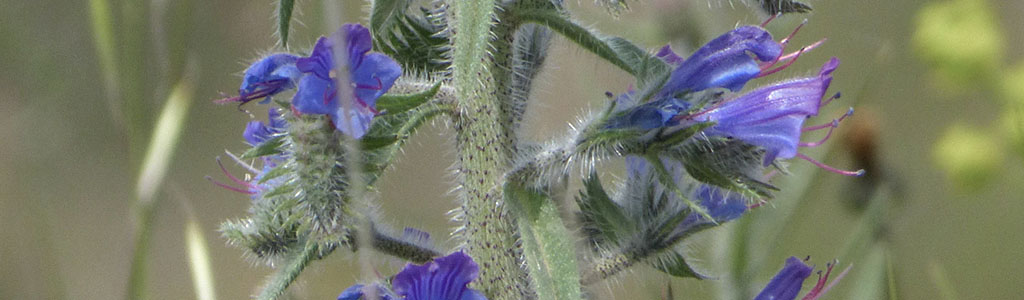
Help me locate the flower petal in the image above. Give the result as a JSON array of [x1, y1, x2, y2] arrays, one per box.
[[292, 75, 337, 115], [697, 58, 838, 164], [660, 26, 782, 95], [754, 256, 814, 300], [392, 252, 483, 300]]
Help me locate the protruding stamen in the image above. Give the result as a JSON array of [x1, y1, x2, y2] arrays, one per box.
[[821, 92, 841, 107], [803, 107, 853, 132], [799, 121, 837, 147], [780, 19, 810, 46], [758, 46, 808, 78], [224, 150, 259, 174], [758, 39, 825, 78], [216, 157, 255, 188], [802, 261, 852, 300], [206, 176, 256, 195], [761, 13, 781, 28], [796, 153, 865, 176], [780, 38, 825, 62]]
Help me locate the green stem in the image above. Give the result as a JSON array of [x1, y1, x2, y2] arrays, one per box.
[[513, 9, 634, 75], [126, 201, 157, 300], [255, 242, 319, 300], [449, 0, 530, 298], [507, 185, 582, 299]]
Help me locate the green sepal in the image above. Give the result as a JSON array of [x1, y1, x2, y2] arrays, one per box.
[[576, 172, 632, 245], [240, 136, 286, 159], [672, 139, 778, 199], [369, 0, 448, 73], [756, 0, 813, 15], [277, 0, 295, 48], [376, 81, 441, 114], [257, 165, 289, 184], [652, 252, 710, 279]]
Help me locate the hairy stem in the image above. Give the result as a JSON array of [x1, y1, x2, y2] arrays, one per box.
[[255, 242, 319, 300], [448, 0, 531, 298]]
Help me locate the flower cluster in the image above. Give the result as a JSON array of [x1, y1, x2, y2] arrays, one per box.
[[219, 23, 402, 139], [607, 24, 860, 175]]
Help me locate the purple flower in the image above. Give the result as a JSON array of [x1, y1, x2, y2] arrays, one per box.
[[658, 26, 782, 96], [217, 53, 302, 105], [606, 26, 791, 130], [683, 184, 749, 225], [292, 24, 402, 138], [685, 58, 839, 165], [338, 252, 487, 300], [755, 256, 845, 300], [243, 107, 287, 145]]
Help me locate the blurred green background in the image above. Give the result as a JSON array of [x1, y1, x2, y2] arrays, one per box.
[[2, 0, 1023, 299]]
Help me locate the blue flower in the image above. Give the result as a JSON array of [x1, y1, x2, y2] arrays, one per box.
[[338, 252, 487, 300], [657, 26, 782, 96], [686, 58, 840, 165], [606, 26, 786, 130], [755, 256, 845, 300], [243, 107, 287, 145], [292, 24, 402, 138], [681, 184, 749, 226], [217, 53, 302, 105]]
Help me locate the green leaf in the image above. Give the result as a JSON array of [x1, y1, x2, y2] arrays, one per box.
[[755, 0, 812, 15], [514, 8, 672, 100], [369, 0, 448, 73], [376, 82, 441, 114], [652, 252, 709, 279], [507, 185, 582, 300], [672, 139, 777, 199], [577, 172, 631, 245], [240, 136, 285, 159], [603, 37, 671, 96], [278, 0, 295, 48], [515, 8, 634, 75]]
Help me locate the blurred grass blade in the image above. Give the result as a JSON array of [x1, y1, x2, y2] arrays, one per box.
[[186, 217, 217, 300], [128, 74, 196, 300], [278, 0, 295, 48], [88, 0, 123, 125], [136, 77, 195, 205], [928, 260, 961, 300]]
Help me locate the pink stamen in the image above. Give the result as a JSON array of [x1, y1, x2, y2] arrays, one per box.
[[796, 153, 865, 176], [803, 107, 853, 132], [758, 46, 807, 78], [821, 92, 841, 107], [802, 260, 851, 300], [777, 39, 825, 63], [217, 157, 255, 189], [799, 120, 838, 147], [808, 263, 853, 300], [206, 176, 257, 195], [780, 19, 809, 46], [761, 13, 780, 28]]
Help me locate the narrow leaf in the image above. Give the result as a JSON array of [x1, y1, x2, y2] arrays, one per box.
[[375, 82, 441, 114], [240, 136, 285, 159], [278, 0, 295, 48], [652, 252, 709, 279]]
